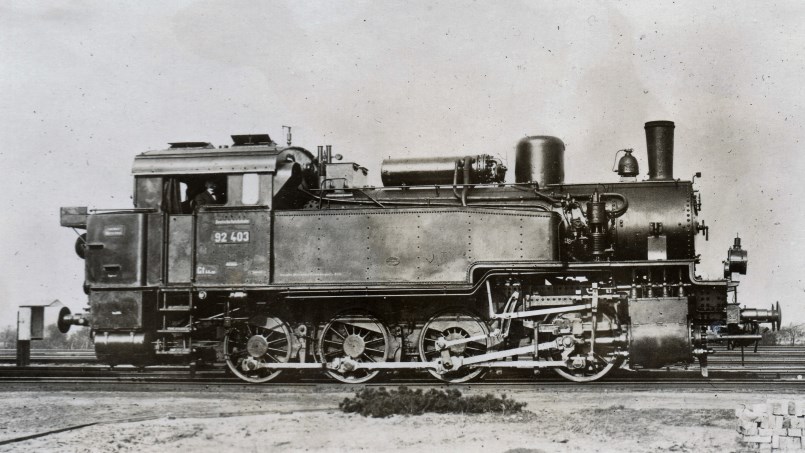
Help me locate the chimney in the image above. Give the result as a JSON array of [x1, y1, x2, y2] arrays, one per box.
[[644, 120, 675, 181]]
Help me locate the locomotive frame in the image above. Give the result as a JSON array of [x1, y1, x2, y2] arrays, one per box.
[[57, 122, 780, 383]]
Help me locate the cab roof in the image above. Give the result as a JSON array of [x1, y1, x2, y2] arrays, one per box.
[[132, 134, 285, 176]]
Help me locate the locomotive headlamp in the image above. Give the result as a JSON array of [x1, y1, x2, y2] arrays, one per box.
[[724, 236, 748, 277], [74, 233, 87, 259]]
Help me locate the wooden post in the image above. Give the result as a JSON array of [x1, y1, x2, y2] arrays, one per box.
[[16, 340, 30, 367], [17, 308, 33, 367]]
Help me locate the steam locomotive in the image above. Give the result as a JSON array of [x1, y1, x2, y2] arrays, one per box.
[[58, 120, 781, 383]]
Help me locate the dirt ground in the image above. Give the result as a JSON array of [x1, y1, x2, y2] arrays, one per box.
[[0, 385, 781, 452]]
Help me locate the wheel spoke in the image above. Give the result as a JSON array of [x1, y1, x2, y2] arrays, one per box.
[[267, 346, 289, 355], [339, 323, 352, 336], [328, 327, 346, 340], [464, 344, 485, 354], [350, 325, 366, 335]]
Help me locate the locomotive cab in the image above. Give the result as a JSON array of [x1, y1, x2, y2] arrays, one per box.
[[128, 133, 318, 284], [62, 134, 319, 364]]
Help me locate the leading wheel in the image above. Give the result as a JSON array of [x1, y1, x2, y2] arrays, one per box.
[[550, 312, 623, 383], [224, 316, 293, 383], [317, 311, 391, 384], [553, 355, 621, 383], [418, 310, 490, 383]]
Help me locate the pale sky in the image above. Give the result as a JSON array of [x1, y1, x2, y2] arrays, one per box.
[[1, 1, 804, 326]]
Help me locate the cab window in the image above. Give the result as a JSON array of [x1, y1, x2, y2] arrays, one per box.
[[242, 173, 259, 205], [162, 176, 227, 214]]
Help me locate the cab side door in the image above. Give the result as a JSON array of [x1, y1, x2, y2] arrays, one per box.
[[194, 173, 272, 286]]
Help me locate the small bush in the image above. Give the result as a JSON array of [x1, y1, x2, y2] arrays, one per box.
[[339, 386, 526, 418]]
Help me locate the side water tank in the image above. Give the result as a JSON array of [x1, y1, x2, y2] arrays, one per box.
[[514, 136, 565, 187]]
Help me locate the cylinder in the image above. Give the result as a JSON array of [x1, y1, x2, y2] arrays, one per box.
[[514, 136, 565, 187], [644, 120, 675, 181]]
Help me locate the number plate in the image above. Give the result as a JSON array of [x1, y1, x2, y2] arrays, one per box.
[[212, 231, 251, 244]]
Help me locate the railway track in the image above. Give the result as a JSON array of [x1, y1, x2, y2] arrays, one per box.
[[3, 346, 805, 386], [1, 373, 805, 395], [0, 348, 96, 364], [1, 364, 804, 389]]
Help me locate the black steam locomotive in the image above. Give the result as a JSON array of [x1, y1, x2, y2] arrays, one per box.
[[58, 121, 780, 383]]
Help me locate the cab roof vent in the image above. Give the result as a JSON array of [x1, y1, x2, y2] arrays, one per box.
[[231, 134, 275, 146], [168, 142, 214, 149]]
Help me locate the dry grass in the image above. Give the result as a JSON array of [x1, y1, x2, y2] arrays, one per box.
[[339, 386, 526, 418], [567, 405, 735, 438]]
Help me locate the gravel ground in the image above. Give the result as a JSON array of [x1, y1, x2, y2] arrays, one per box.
[[0, 386, 785, 452]]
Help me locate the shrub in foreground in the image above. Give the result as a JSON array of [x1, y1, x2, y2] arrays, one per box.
[[339, 386, 526, 418]]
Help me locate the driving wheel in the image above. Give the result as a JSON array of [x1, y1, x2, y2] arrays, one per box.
[[317, 311, 391, 384], [224, 316, 293, 383], [418, 310, 490, 383]]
